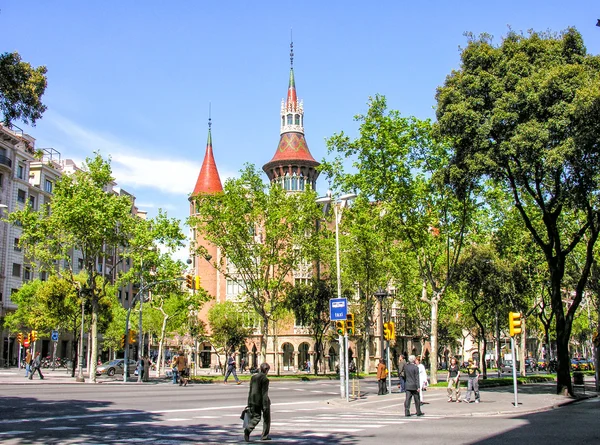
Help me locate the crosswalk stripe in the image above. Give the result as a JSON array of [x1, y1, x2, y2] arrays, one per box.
[[273, 422, 384, 429]]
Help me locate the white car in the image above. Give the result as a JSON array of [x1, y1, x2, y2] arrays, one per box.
[[96, 359, 137, 376]]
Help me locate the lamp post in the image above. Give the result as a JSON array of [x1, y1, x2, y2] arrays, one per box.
[[316, 191, 357, 401], [0, 204, 9, 367], [374, 287, 390, 365], [123, 277, 184, 382]]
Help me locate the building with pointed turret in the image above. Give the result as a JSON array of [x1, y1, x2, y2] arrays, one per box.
[[187, 44, 350, 374]]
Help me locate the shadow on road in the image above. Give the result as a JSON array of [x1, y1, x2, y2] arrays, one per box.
[[469, 398, 599, 444], [0, 395, 363, 444]]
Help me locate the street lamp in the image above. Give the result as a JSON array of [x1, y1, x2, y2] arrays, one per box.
[[316, 191, 357, 401], [374, 287, 390, 364], [123, 277, 184, 382]]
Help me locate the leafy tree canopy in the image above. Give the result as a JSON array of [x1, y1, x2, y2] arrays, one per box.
[[0, 51, 47, 126]]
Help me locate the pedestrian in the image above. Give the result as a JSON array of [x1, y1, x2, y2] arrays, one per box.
[[143, 356, 151, 382], [28, 352, 44, 380], [136, 356, 145, 382], [463, 358, 480, 403], [305, 360, 310, 374], [171, 353, 179, 385], [240, 358, 246, 374], [377, 358, 388, 395], [404, 355, 424, 417], [224, 353, 241, 385], [416, 355, 428, 404], [24, 349, 32, 378], [447, 356, 461, 402], [175, 351, 189, 386], [397, 354, 406, 393], [244, 362, 271, 442]]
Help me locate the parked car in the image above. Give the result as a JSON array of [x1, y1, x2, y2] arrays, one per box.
[[96, 359, 137, 376]]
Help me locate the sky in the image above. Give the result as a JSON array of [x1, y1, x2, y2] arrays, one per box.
[[2, 1, 599, 260]]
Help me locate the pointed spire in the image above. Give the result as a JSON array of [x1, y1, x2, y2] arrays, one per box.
[[263, 39, 319, 190], [192, 108, 223, 196], [287, 36, 297, 108]]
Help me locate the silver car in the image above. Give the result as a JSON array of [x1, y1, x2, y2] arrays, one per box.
[[96, 359, 137, 376]]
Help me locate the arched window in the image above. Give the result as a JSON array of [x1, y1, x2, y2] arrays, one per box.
[[291, 174, 298, 190], [295, 114, 300, 125], [287, 114, 293, 125], [284, 175, 291, 190], [281, 116, 285, 127], [298, 176, 305, 191]]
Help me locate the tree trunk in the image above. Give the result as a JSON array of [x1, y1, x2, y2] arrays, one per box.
[[549, 262, 573, 395], [472, 304, 486, 379], [260, 318, 268, 365], [429, 295, 440, 384], [89, 295, 99, 383], [157, 313, 169, 377], [520, 316, 526, 377]]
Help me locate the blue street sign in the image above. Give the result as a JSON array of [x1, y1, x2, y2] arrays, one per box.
[[330, 298, 348, 321], [51, 330, 59, 342]]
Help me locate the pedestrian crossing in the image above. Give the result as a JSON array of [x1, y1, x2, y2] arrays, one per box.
[[270, 410, 441, 435]]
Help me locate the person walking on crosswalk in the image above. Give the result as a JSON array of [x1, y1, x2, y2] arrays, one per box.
[[244, 362, 271, 442], [404, 355, 424, 417]]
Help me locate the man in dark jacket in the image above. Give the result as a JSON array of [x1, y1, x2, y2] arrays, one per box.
[[397, 354, 406, 393], [404, 355, 423, 417], [244, 362, 271, 442], [224, 353, 241, 384], [28, 352, 44, 380]]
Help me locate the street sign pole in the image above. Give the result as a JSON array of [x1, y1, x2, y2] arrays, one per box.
[[345, 332, 349, 402], [339, 334, 345, 399], [330, 297, 348, 400], [511, 336, 519, 406]]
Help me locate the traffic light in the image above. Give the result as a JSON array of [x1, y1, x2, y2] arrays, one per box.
[[335, 320, 346, 336], [120, 334, 125, 348], [17, 333, 23, 345], [383, 322, 392, 341], [129, 330, 137, 344], [346, 313, 355, 335], [185, 274, 193, 289], [30, 330, 38, 342], [388, 321, 395, 340], [194, 276, 201, 290], [509, 312, 522, 337]]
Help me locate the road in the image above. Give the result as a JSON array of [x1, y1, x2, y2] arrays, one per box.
[[0, 378, 598, 444]]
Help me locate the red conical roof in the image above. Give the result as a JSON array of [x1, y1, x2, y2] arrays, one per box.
[[266, 132, 319, 166], [192, 128, 223, 195]]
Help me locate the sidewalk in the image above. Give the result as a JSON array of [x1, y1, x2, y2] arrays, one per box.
[[0, 367, 171, 385], [326, 377, 598, 418]]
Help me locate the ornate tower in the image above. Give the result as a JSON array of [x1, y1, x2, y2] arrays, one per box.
[[263, 41, 320, 190], [189, 116, 223, 311]]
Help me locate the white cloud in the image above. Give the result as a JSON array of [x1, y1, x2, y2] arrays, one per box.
[[45, 111, 237, 196]]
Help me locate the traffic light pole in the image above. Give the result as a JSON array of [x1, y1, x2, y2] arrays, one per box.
[[345, 332, 349, 402], [386, 342, 391, 394], [511, 336, 519, 406]]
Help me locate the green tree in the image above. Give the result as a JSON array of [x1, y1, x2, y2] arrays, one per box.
[[0, 52, 47, 126], [322, 95, 476, 382], [9, 154, 140, 381], [208, 301, 253, 364], [285, 279, 335, 375], [436, 28, 600, 395], [189, 164, 321, 365]]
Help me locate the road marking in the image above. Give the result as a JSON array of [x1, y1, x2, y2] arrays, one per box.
[[0, 431, 28, 435], [42, 426, 81, 431], [0, 401, 316, 425], [273, 421, 384, 429], [193, 415, 219, 419]]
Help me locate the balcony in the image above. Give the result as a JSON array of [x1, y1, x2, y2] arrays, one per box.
[[0, 154, 12, 168]]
